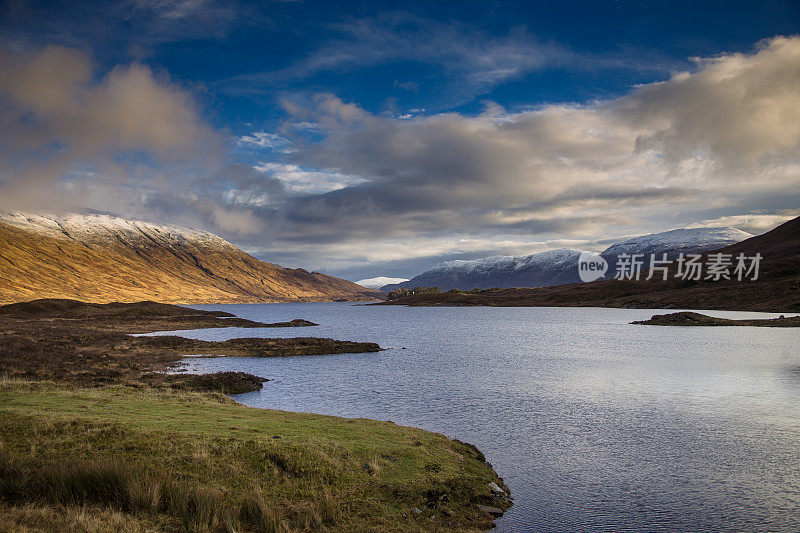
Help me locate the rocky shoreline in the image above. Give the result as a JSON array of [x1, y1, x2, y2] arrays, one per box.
[[632, 311, 800, 327]]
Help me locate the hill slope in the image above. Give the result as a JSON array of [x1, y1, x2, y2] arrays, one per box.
[[383, 227, 751, 292], [0, 212, 380, 304], [600, 227, 752, 274], [380, 217, 800, 312]]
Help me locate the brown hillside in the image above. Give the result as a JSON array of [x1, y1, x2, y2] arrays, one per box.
[[0, 214, 380, 304]]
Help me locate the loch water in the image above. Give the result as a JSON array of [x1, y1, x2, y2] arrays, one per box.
[[148, 303, 800, 532]]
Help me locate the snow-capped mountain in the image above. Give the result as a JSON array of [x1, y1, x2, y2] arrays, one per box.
[[600, 227, 753, 273], [381, 248, 582, 291], [0, 211, 380, 304], [381, 227, 753, 291], [0, 212, 233, 250]]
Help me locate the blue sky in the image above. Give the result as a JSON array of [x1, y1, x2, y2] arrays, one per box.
[[6, 1, 794, 130], [1, 0, 799, 281]]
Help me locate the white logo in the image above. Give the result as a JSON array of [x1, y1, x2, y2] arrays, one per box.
[[578, 251, 608, 282]]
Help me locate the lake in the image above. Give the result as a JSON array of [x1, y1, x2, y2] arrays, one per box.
[[145, 303, 800, 532]]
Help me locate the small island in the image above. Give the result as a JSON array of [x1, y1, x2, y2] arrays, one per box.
[[632, 311, 800, 327]]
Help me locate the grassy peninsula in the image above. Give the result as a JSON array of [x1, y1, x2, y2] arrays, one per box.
[[0, 299, 511, 531]]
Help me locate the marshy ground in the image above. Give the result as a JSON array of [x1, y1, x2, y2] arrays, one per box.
[[0, 299, 380, 391]]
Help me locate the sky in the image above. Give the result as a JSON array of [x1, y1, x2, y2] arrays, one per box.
[[0, 0, 799, 282]]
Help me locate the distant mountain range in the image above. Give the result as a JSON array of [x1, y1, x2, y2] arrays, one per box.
[[0, 212, 381, 304], [382, 227, 753, 291], [378, 216, 800, 312]]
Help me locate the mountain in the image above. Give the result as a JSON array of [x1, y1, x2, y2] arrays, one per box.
[[379, 216, 800, 312], [0, 212, 381, 304], [600, 227, 753, 274], [382, 248, 582, 291], [382, 227, 752, 292]]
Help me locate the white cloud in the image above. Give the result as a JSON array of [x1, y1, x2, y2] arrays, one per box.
[[245, 36, 800, 275], [237, 131, 290, 150], [253, 162, 366, 194], [255, 234, 602, 272], [0, 45, 220, 211], [355, 276, 409, 289], [276, 37, 799, 245], [208, 205, 264, 235], [220, 13, 676, 106], [686, 212, 799, 235]]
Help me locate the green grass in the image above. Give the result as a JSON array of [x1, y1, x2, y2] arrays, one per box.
[[0, 381, 509, 532]]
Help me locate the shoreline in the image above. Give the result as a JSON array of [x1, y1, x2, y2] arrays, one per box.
[[0, 298, 512, 531], [375, 285, 799, 314]]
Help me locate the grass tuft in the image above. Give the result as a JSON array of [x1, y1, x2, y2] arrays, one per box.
[[240, 491, 284, 533], [167, 483, 225, 532]]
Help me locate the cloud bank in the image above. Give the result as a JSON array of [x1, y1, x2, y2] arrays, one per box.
[[249, 36, 798, 276]]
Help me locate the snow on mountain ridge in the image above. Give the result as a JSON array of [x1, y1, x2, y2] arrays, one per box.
[[601, 227, 753, 258], [355, 276, 409, 289], [0, 212, 233, 249], [382, 227, 753, 291], [431, 248, 581, 274]]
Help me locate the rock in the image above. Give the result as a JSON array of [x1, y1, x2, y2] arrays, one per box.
[[412, 507, 423, 515], [476, 504, 504, 516], [488, 481, 506, 495]]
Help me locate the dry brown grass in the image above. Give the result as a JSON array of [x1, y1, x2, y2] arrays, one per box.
[[0, 220, 381, 305], [0, 503, 166, 532]]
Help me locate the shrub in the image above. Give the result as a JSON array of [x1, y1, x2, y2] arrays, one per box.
[[386, 286, 441, 300]]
